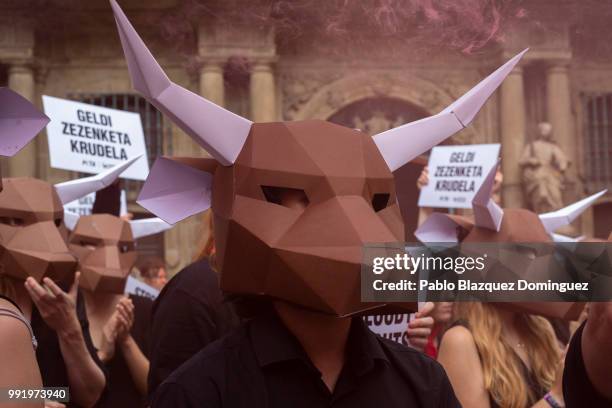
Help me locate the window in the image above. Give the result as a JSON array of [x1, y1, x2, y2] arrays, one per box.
[[582, 93, 612, 191]]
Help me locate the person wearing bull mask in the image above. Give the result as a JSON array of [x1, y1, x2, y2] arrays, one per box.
[[0, 87, 50, 408], [109, 2, 530, 406], [562, 233, 612, 407], [415, 163, 606, 408], [0, 160, 137, 408], [62, 179, 172, 408]]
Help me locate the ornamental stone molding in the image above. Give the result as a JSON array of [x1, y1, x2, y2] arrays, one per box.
[[288, 71, 479, 144]]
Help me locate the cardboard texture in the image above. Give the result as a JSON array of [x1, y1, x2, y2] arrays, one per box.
[[67, 215, 171, 293], [112, 1, 519, 317], [372, 50, 527, 172], [54, 155, 141, 205], [416, 164, 605, 320], [0, 87, 50, 190], [0, 87, 50, 157], [0, 178, 77, 284], [59, 157, 172, 293]]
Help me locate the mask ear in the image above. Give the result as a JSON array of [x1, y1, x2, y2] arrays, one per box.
[[137, 157, 217, 224], [415, 212, 472, 243], [0, 87, 49, 157], [472, 162, 503, 231], [63, 211, 80, 231], [129, 217, 172, 239]]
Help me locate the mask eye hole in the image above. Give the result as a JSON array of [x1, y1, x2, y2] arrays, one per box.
[[372, 193, 390, 212], [119, 242, 134, 253], [54, 218, 62, 227], [261, 186, 309, 209], [0, 216, 24, 226], [80, 239, 97, 249]]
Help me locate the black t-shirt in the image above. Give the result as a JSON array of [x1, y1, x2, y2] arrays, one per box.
[[563, 321, 612, 408], [148, 259, 240, 397], [96, 294, 152, 408], [32, 289, 106, 408], [152, 312, 460, 408]]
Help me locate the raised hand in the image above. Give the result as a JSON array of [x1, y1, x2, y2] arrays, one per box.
[[407, 302, 435, 351], [114, 297, 135, 343], [25, 272, 81, 336]]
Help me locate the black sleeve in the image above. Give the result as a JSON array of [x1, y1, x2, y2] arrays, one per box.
[[148, 291, 217, 395], [437, 369, 462, 408], [563, 321, 612, 408], [152, 380, 221, 408], [129, 294, 153, 358]]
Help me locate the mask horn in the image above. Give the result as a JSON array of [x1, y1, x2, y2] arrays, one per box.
[[129, 217, 172, 239], [473, 162, 503, 231], [63, 211, 80, 231], [110, 0, 252, 166], [539, 190, 607, 233], [373, 49, 527, 172], [54, 155, 141, 204]]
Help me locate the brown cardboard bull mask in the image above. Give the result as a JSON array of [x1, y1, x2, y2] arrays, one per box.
[[416, 164, 607, 320], [111, 0, 525, 316], [0, 159, 139, 284], [0, 178, 75, 283], [64, 212, 171, 294], [68, 214, 135, 293]]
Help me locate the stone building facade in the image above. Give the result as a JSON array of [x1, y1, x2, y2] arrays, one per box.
[[1, 0, 611, 273]]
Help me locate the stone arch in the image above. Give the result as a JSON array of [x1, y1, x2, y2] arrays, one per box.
[[291, 72, 478, 143]]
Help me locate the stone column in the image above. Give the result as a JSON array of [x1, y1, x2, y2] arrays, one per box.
[[500, 66, 527, 208], [7, 62, 37, 177], [199, 59, 225, 106], [250, 58, 277, 122], [546, 61, 577, 184]]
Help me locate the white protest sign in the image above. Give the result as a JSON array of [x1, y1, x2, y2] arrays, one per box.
[[124, 275, 159, 301], [64, 192, 96, 216], [42, 95, 149, 180], [63, 190, 128, 217], [364, 314, 410, 346], [418, 143, 500, 209]]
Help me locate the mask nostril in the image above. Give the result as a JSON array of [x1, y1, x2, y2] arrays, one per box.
[[372, 193, 390, 212]]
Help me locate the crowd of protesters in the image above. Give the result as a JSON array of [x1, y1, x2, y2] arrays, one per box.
[[0, 2, 611, 406], [0, 164, 610, 408]]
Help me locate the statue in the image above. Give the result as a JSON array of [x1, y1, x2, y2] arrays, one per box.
[[519, 122, 570, 213]]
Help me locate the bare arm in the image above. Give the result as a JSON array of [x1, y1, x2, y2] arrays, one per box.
[[437, 326, 491, 408], [582, 302, 612, 399], [120, 335, 149, 395], [0, 312, 43, 408], [25, 274, 105, 408], [115, 299, 149, 396]]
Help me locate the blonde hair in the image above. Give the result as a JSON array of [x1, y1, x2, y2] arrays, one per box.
[[454, 303, 559, 408]]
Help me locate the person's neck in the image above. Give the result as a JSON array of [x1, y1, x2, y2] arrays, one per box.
[[496, 307, 525, 350], [83, 289, 121, 315], [273, 301, 351, 392]]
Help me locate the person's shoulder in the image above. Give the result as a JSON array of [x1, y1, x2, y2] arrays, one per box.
[[439, 324, 476, 351], [166, 322, 248, 380], [0, 301, 32, 348], [378, 336, 448, 383], [154, 324, 249, 403], [153, 259, 220, 311], [164, 259, 218, 295]]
